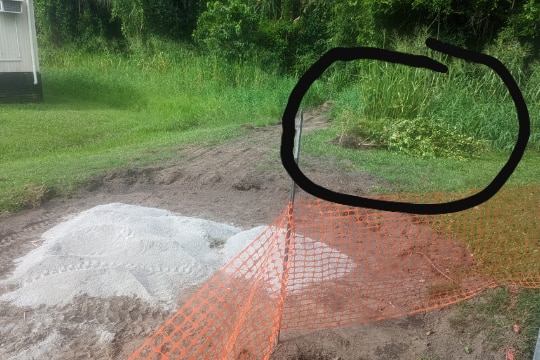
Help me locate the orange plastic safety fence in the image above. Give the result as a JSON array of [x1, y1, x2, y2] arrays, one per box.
[[129, 184, 538, 360]]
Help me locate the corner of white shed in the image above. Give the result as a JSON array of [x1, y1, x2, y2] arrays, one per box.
[[0, 0, 43, 103]]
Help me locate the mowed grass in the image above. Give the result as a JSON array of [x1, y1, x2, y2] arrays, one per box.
[[0, 46, 327, 212], [301, 127, 539, 195]]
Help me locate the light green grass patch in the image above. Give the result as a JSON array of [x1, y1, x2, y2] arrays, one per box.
[[301, 127, 539, 195], [1, 46, 324, 213]]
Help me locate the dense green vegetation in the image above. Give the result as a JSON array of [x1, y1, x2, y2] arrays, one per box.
[[326, 30, 540, 155], [31, 0, 540, 156], [35, 1, 540, 64]]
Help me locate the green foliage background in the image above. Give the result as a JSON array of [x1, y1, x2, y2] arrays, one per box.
[[33, 0, 540, 65], [31, 0, 540, 155]]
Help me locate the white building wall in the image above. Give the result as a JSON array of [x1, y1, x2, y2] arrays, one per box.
[[0, 0, 40, 73]]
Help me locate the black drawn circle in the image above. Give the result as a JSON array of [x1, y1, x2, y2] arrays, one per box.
[[281, 38, 530, 214]]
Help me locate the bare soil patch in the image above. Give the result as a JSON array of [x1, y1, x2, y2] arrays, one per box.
[[0, 104, 511, 359]]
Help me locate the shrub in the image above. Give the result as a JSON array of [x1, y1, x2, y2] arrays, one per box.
[[382, 117, 490, 159], [193, 1, 261, 62]]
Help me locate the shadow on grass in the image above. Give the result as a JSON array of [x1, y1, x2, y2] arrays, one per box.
[[41, 71, 146, 110]]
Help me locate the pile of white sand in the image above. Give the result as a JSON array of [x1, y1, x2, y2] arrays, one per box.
[[222, 227, 357, 295], [0, 203, 355, 310]]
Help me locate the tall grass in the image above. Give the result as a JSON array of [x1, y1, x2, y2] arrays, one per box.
[[329, 31, 540, 152]]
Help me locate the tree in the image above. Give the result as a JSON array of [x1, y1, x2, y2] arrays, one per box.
[[34, 0, 203, 48]]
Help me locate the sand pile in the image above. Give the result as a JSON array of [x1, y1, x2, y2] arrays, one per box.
[[0, 203, 355, 310], [222, 227, 357, 295]]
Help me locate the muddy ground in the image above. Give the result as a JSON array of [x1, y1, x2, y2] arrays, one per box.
[[0, 104, 521, 359]]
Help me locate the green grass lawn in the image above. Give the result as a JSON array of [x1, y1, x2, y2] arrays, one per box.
[[0, 48, 327, 212], [2, 45, 538, 212], [302, 127, 539, 195]]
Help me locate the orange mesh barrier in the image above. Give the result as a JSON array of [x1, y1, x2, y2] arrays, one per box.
[[129, 184, 538, 359]]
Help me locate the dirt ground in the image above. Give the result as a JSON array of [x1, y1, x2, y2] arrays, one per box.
[[0, 104, 517, 359]]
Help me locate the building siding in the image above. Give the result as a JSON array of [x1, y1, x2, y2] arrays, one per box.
[[0, 0, 42, 102], [0, 13, 23, 67], [0, 10, 37, 72]]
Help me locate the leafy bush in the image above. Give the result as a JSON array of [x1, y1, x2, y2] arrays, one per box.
[[381, 117, 490, 159], [34, 0, 116, 48], [288, 2, 332, 75], [193, 0, 300, 70], [142, 0, 203, 41], [326, 1, 379, 47], [193, 1, 261, 62], [34, 0, 201, 49]]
